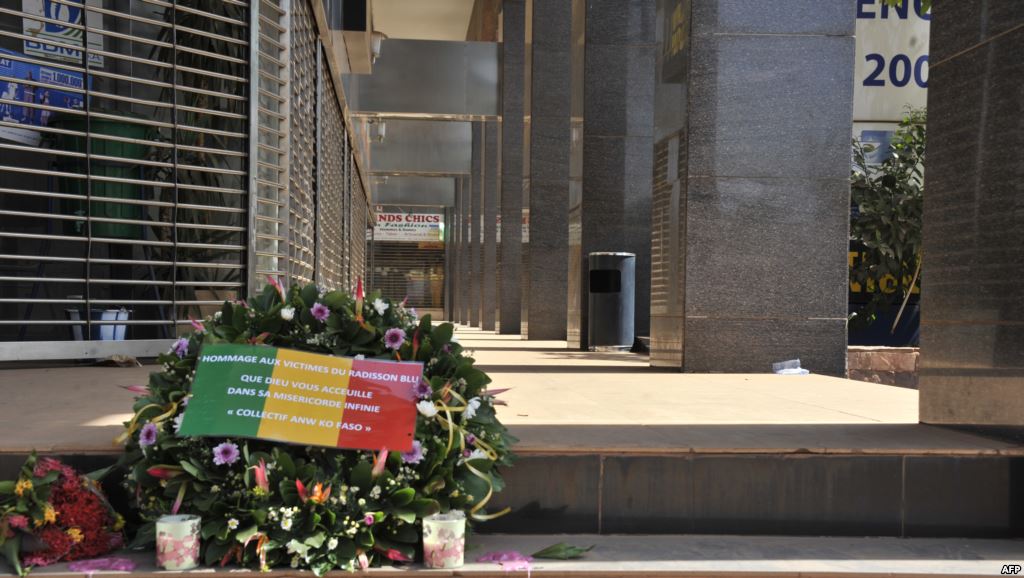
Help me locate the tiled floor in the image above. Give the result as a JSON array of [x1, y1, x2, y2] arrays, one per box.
[[0, 326, 1019, 457], [6, 534, 1022, 577]]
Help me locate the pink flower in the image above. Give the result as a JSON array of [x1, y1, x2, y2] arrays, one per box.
[[172, 337, 189, 358], [139, 423, 158, 447], [384, 328, 406, 350], [363, 514, 375, 526], [267, 275, 285, 303], [7, 514, 28, 529], [189, 316, 205, 334], [252, 459, 269, 493], [401, 441, 424, 464], [212, 442, 240, 466], [371, 448, 389, 478], [310, 302, 330, 322], [413, 377, 433, 399]]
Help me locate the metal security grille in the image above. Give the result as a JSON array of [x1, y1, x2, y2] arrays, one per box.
[[250, 0, 289, 291], [315, 44, 344, 290], [0, 0, 371, 361], [286, 0, 315, 286], [370, 205, 445, 316], [0, 0, 252, 353], [349, 159, 368, 284]]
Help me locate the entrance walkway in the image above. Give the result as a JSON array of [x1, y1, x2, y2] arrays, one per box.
[[0, 327, 1019, 457], [455, 327, 1021, 457]]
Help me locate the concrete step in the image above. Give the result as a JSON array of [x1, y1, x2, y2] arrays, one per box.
[[2, 534, 1020, 577]]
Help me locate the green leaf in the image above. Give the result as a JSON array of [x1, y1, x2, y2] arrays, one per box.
[[300, 285, 319, 308], [410, 498, 441, 518], [531, 542, 595, 560], [204, 539, 231, 566], [351, 461, 372, 490], [2, 533, 23, 577], [388, 487, 415, 507], [432, 323, 453, 347], [393, 508, 416, 524], [180, 460, 207, 481], [235, 524, 259, 544], [0, 481, 15, 494], [128, 522, 156, 549]]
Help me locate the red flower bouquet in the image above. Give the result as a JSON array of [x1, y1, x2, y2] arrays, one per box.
[[1, 455, 123, 576]]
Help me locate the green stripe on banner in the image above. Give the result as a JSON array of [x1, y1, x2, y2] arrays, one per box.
[[177, 343, 278, 439]]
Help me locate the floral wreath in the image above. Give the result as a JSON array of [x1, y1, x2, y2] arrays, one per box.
[[115, 279, 515, 574]]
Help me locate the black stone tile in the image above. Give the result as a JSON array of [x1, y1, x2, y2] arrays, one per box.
[[904, 456, 1022, 537], [602, 456, 693, 533], [585, 0, 657, 46], [480, 455, 600, 534], [583, 44, 656, 138], [691, 455, 902, 536], [692, 0, 855, 37], [684, 177, 849, 320], [684, 317, 847, 376], [930, 0, 1024, 64], [687, 33, 854, 179]]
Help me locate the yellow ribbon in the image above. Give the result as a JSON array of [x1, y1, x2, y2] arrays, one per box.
[[427, 386, 508, 520], [114, 400, 179, 445]]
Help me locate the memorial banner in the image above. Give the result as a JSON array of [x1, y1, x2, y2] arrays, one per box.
[[178, 344, 421, 451]]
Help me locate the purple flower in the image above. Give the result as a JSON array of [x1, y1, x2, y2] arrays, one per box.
[[413, 377, 433, 399], [401, 440, 425, 464], [462, 449, 472, 458], [139, 423, 158, 447], [363, 514, 375, 526], [384, 328, 406, 350], [212, 442, 240, 466], [465, 433, 477, 445], [310, 302, 330, 322], [442, 344, 452, 354], [172, 337, 189, 358]]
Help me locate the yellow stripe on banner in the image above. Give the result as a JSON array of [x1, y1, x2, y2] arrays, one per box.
[[256, 349, 352, 446]]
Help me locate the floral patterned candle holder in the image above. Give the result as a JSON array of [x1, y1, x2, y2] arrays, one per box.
[[156, 515, 201, 570], [422, 511, 466, 569]]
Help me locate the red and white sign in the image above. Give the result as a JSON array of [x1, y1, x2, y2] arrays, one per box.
[[375, 211, 444, 242]]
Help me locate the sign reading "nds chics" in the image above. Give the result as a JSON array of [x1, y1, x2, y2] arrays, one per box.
[[375, 211, 444, 242]]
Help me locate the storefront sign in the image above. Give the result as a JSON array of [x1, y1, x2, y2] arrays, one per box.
[[22, 0, 104, 68], [375, 211, 444, 242], [0, 48, 85, 145], [178, 344, 420, 451], [853, 0, 929, 162]]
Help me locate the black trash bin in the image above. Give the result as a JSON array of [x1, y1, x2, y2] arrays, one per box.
[[588, 252, 635, 351]]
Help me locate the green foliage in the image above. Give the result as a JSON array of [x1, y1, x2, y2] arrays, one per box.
[[850, 108, 926, 328], [532, 542, 595, 560], [116, 283, 516, 573], [884, 0, 931, 12]]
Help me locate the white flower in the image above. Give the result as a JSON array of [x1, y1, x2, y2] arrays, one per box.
[[327, 538, 338, 550], [451, 335, 460, 343], [281, 306, 295, 321], [369, 486, 381, 499], [372, 298, 389, 316], [227, 518, 239, 530], [210, 485, 221, 493], [358, 498, 366, 507], [461, 449, 489, 464], [172, 413, 184, 433], [290, 555, 300, 568], [281, 517, 293, 531], [213, 311, 222, 321], [464, 397, 482, 420], [417, 400, 438, 418]]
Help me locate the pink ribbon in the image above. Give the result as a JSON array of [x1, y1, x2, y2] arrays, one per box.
[[478, 551, 533, 576], [67, 558, 136, 574]]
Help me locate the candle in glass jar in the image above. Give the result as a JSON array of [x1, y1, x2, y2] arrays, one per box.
[[422, 511, 466, 569], [156, 515, 201, 570]]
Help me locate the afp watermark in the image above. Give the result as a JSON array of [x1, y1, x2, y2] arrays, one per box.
[[1001, 564, 1022, 575]]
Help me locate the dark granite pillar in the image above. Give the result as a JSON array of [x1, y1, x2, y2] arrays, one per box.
[[919, 1, 1024, 425], [451, 182, 463, 324], [482, 120, 500, 330], [469, 123, 482, 327], [521, 0, 571, 340], [499, 0, 525, 334], [459, 176, 471, 324], [650, 0, 854, 375], [567, 0, 657, 349]]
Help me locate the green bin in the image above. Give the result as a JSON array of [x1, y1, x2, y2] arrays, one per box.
[[49, 115, 151, 239]]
